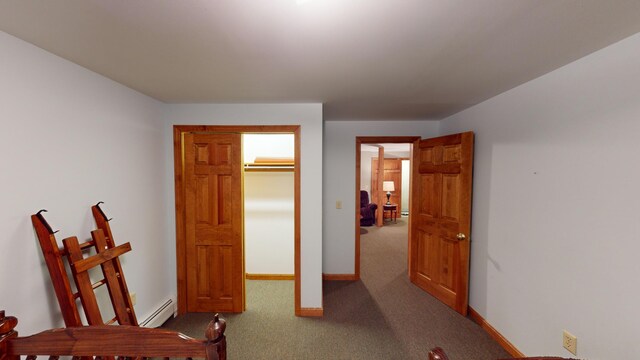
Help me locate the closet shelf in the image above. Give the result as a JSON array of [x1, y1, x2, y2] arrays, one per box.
[[244, 157, 294, 172], [244, 164, 294, 172]]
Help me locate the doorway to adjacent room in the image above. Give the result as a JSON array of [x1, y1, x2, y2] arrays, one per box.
[[355, 133, 475, 316], [355, 136, 419, 279]]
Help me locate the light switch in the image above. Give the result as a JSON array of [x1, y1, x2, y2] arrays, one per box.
[[336, 200, 342, 209]]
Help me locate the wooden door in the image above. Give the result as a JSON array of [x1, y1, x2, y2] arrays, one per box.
[[410, 132, 474, 315], [184, 133, 244, 312]]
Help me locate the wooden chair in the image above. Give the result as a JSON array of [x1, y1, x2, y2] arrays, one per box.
[[0, 310, 226, 360], [428, 347, 580, 360], [31, 205, 137, 327]]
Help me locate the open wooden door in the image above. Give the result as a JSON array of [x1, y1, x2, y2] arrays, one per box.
[[409, 132, 474, 315], [184, 133, 244, 312]]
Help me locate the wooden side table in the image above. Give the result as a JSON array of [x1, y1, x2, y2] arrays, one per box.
[[383, 204, 398, 223]]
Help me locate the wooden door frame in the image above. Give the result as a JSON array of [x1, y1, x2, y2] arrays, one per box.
[[355, 136, 420, 279], [174, 125, 301, 315]]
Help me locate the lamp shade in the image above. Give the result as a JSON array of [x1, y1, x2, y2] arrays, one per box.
[[382, 181, 395, 192]]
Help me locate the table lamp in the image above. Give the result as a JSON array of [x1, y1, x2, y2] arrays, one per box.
[[382, 181, 395, 204]]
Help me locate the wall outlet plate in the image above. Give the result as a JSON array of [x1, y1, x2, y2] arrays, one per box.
[[336, 200, 342, 209], [563, 330, 577, 355]]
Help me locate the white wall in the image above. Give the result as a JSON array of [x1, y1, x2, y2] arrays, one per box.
[[440, 33, 640, 358], [162, 104, 323, 308], [0, 32, 169, 334], [244, 172, 295, 274], [323, 120, 439, 274], [243, 134, 294, 164], [360, 150, 377, 193], [243, 134, 295, 275], [401, 160, 410, 213]]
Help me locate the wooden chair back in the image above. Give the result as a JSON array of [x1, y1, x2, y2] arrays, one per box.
[[0, 310, 226, 360], [428, 347, 580, 360]]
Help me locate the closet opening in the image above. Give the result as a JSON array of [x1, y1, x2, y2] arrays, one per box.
[[243, 134, 295, 312]]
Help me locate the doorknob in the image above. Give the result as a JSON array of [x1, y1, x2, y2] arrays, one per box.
[[456, 233, 466, 241]]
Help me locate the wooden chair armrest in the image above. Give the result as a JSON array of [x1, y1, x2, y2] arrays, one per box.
[[428, 346, 580, 360], [428, 347, 449, 360]]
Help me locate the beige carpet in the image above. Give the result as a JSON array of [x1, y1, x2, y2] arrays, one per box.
[[163, 217, 509, 359]]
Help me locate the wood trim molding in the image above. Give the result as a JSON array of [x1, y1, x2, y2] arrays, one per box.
[[174, 125, 300, 133], [173, 126, 187, 315], [174, 125, 302, 316], [467, 307, 525, 358], [354, 141, 362, 280], [245, 274, 295, 280], [294, 127, 302, 316], [322, 274, 358, 281], [407, 140, 417, 277], [298, 307, 324, 317], [376, 147, 384, 227], [357, 136, 423, 143]]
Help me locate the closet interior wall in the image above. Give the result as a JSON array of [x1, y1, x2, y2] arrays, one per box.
[[243, 134, 295, 276]]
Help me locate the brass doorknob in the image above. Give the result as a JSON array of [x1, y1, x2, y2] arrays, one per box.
[[456, 233, 466, 241]]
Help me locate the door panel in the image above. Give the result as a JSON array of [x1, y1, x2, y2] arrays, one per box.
[[184, 133, 243, 312], [419, 173, 437, 217], [410, 132, 473, 315], [441, 174, 460, 221]]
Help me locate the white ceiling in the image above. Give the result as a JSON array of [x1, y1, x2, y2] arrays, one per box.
[[2, 0, 640, 121]]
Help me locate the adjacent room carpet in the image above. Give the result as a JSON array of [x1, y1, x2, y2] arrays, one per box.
[[162, 217, 510, 359]]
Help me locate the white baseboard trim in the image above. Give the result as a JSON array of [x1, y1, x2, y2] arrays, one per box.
[[140, 298, 176, 328]]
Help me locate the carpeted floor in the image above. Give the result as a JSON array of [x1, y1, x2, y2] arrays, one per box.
[[162, 217, 509, 359]]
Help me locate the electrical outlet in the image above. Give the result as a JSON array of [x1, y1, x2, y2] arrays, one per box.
[[130, 292, 137, 306], [563, 330, 577, 355], [336, 200, 342, 209]]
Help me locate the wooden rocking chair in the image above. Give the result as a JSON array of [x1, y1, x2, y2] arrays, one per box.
[[0, 310, 226, 360]]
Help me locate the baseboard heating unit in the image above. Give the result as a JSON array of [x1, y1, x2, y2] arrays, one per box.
[[140, 299, 176, 328]]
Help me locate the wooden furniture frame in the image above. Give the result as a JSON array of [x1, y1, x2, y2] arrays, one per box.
[[173, 125, 303, 316], [91, 202, 137, 323], [427, 347, 579, 360], [0, 310, 226, 360], [382, 203, 398, 223], [30, 204, 137, 327]]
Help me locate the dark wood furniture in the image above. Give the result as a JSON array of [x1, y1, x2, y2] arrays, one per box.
[[383, 203, 398, 223], [0, 310, 226, 360], [427, 347, 580, 360], [31, 205, 137, 327]]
